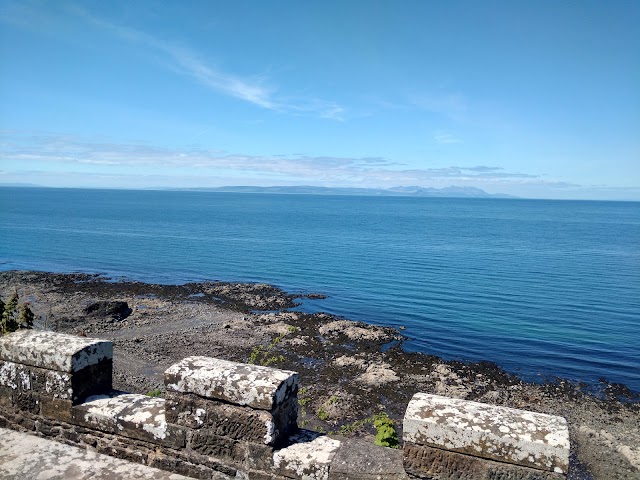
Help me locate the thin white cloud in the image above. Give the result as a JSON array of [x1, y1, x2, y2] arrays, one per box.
[[73, 9, 276, 108], [162, 45, 276, 109], [72, 6, 344, 119]]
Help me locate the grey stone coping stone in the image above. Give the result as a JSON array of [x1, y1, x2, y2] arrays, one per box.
[[0, 427, 194, 480], [164, 356, 299, 411], [273, 430, 342, 480], [403, 392, 570, 474], [0, 330, 112, 373], [74, 392, 184, 447]]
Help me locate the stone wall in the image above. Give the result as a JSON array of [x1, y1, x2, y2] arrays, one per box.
[[0, 330, 570, 479]]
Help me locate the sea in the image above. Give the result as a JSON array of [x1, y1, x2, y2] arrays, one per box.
[[1, 187, 639, 393]]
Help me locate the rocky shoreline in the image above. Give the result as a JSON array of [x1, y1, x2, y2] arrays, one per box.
[[1, 270, 638, 479]]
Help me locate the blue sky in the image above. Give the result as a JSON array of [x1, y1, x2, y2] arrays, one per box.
[[0, 0, 638, 199]]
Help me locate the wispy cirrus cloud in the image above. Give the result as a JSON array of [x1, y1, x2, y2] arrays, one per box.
[[71, 7, 345, 120], [80, 13, 277, 109]]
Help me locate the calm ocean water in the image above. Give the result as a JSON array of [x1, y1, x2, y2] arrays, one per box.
[[1, 187, 639, 392]]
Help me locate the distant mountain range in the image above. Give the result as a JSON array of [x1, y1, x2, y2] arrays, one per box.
[[184, 185, 516, 198]]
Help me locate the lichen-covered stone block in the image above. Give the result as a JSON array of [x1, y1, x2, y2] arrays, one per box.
[[403, 393, 569, 475], [73, 392, 185, 448], [0, 331, 112, 404], [0, 359, 111, 405], [166, 390, 296, 445], [166, 391, 273, 442], [272, 431, 341, 480], [0, 330, 112, 373], [0, 361, 44, 412], [165, 357, 299, 445], [165, 356, 298, 411]]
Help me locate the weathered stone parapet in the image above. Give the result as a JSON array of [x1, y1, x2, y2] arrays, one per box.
[[165, 356, 299, 410], [0, 330, 112, 373], [403, 393, 569, 478], [165, 356, 299, 445], [0, 330, 112, 404]]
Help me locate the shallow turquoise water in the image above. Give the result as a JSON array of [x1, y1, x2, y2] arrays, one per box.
[[1, 187, 639, 392]]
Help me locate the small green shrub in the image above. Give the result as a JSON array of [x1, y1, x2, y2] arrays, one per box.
[[373, 412, 399, 448], [146, 389, 162, 398]]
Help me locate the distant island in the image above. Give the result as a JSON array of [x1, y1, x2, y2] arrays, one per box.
[[175, 185, 517, 198]]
